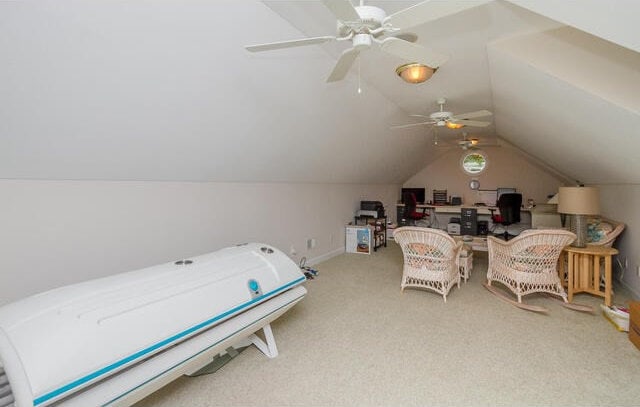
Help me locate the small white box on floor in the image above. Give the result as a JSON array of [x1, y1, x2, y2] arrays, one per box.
[[346, 225, 372, 254]]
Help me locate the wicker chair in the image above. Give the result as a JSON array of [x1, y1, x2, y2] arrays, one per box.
[[486, 229, 576, 303], [394, 227, 463, 302], [587, 217, 625, 248]]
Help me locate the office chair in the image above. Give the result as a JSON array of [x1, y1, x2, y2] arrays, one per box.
[[490, 193, 522, 240], [402, 192, 428, 226]]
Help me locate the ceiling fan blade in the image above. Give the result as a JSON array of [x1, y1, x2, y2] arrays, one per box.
[[450, 119, 491, 127], [384, 0, 492, 30], [409, 114, 431, 119], [326, 47, 360, 82], [245, 36, 335, 52], [379, 37, 448, 68], [391, 121, 433, 129], [322, 0, 360, 22], [451, 110, 493, 120]]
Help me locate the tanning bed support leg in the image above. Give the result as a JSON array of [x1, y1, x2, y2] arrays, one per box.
[[248, 324, 278, 358]]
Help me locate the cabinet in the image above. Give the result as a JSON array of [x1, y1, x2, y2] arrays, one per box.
[[354, 215, 387, 251]]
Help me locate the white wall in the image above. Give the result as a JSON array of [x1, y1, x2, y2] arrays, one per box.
[[404, 146, 564, 205], [508, 0, 640, 53], [598, 184, 640, 298], [0, 180, 399, 304]]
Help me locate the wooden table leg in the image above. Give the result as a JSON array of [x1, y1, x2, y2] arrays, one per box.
[[604, 255, 612, 306], [568, 252, 575, 303], [580, 253, 590, 289], [559, 252, 566, 287], [593, 254, 601, 295]]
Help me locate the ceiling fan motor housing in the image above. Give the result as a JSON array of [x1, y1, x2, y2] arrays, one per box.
[[337, 6, 386, 37], [430, 111, 452, 122]]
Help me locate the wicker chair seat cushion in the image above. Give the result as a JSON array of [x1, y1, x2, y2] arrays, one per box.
[[508, 245, 558, 271], [406, 243, 443, 256]]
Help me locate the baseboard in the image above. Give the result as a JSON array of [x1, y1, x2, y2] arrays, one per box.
[[306, 247, 344, 266], [618, 278, 640, 301]]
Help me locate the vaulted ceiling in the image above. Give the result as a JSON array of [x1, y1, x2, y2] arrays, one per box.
[[1, 1, 638, 185]]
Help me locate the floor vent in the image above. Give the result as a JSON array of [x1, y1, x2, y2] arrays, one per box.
[[0, 367, 14, 407]]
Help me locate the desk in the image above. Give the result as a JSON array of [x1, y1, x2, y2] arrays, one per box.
[[397, 203, 498, 214], [561, 245, 618, 306], [396, 204, 495, 228], [396, 204, 530, 229], [429, 205, 498, 215]]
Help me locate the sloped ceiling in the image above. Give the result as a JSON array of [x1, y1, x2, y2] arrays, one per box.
[[1, 1, 638, 185]]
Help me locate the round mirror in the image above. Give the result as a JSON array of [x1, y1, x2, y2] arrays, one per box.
[[469, 179, 480, 190], [461, 151, 488, 175]]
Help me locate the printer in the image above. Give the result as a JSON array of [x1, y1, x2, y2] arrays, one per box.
[[358, 201, 385, 218], [447, 217, 461, 235]]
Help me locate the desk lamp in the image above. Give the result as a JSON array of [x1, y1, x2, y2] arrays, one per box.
[[557, 186, 599, 247]]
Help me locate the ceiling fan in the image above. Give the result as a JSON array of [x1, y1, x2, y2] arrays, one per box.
[[393, 98, 493, 130], [245, 0, 489, 82], [454, 132, 499, 150], [430, 129, 498, 150]]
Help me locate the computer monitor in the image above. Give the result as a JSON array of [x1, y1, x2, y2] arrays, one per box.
[[401, 188, 426, 204]]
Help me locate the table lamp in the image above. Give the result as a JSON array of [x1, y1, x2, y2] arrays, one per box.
[[557, 186, 600, 247]]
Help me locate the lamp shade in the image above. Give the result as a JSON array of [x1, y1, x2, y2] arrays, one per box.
[[557, 186, 600, 215]]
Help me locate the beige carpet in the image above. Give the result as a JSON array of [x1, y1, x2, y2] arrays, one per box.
[[136, 242, 640, 406]]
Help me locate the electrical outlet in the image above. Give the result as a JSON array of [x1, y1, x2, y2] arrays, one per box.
[[290, 245, 297, 256], [625, 257, 629, 268], [306, 238, 317, 249], [637, 265, 640, 277]]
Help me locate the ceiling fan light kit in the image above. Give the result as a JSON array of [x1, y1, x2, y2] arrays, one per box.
[[396, 63, 435, 84]]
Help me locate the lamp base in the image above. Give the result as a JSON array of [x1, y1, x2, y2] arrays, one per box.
[[569, 214, 587, 247]]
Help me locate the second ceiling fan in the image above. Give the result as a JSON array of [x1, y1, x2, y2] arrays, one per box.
[[394, 98, 493, 130]]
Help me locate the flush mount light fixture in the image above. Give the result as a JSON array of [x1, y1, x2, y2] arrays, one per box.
[[396, 63, 436, 84]]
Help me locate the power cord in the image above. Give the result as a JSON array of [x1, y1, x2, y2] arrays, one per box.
[[299, 257, 318, 280]]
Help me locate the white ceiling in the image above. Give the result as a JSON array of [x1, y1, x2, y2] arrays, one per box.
[[1, 1, 639, 185]]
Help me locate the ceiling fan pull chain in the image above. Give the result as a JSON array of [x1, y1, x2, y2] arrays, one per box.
[[357, 56, 362, 94]]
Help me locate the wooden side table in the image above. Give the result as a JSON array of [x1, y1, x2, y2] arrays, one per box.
[[560, 245, 618, 306]]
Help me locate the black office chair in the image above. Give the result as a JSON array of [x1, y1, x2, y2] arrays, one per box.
[[402, 192, 428, 226], [491, 193, 522, 240]]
